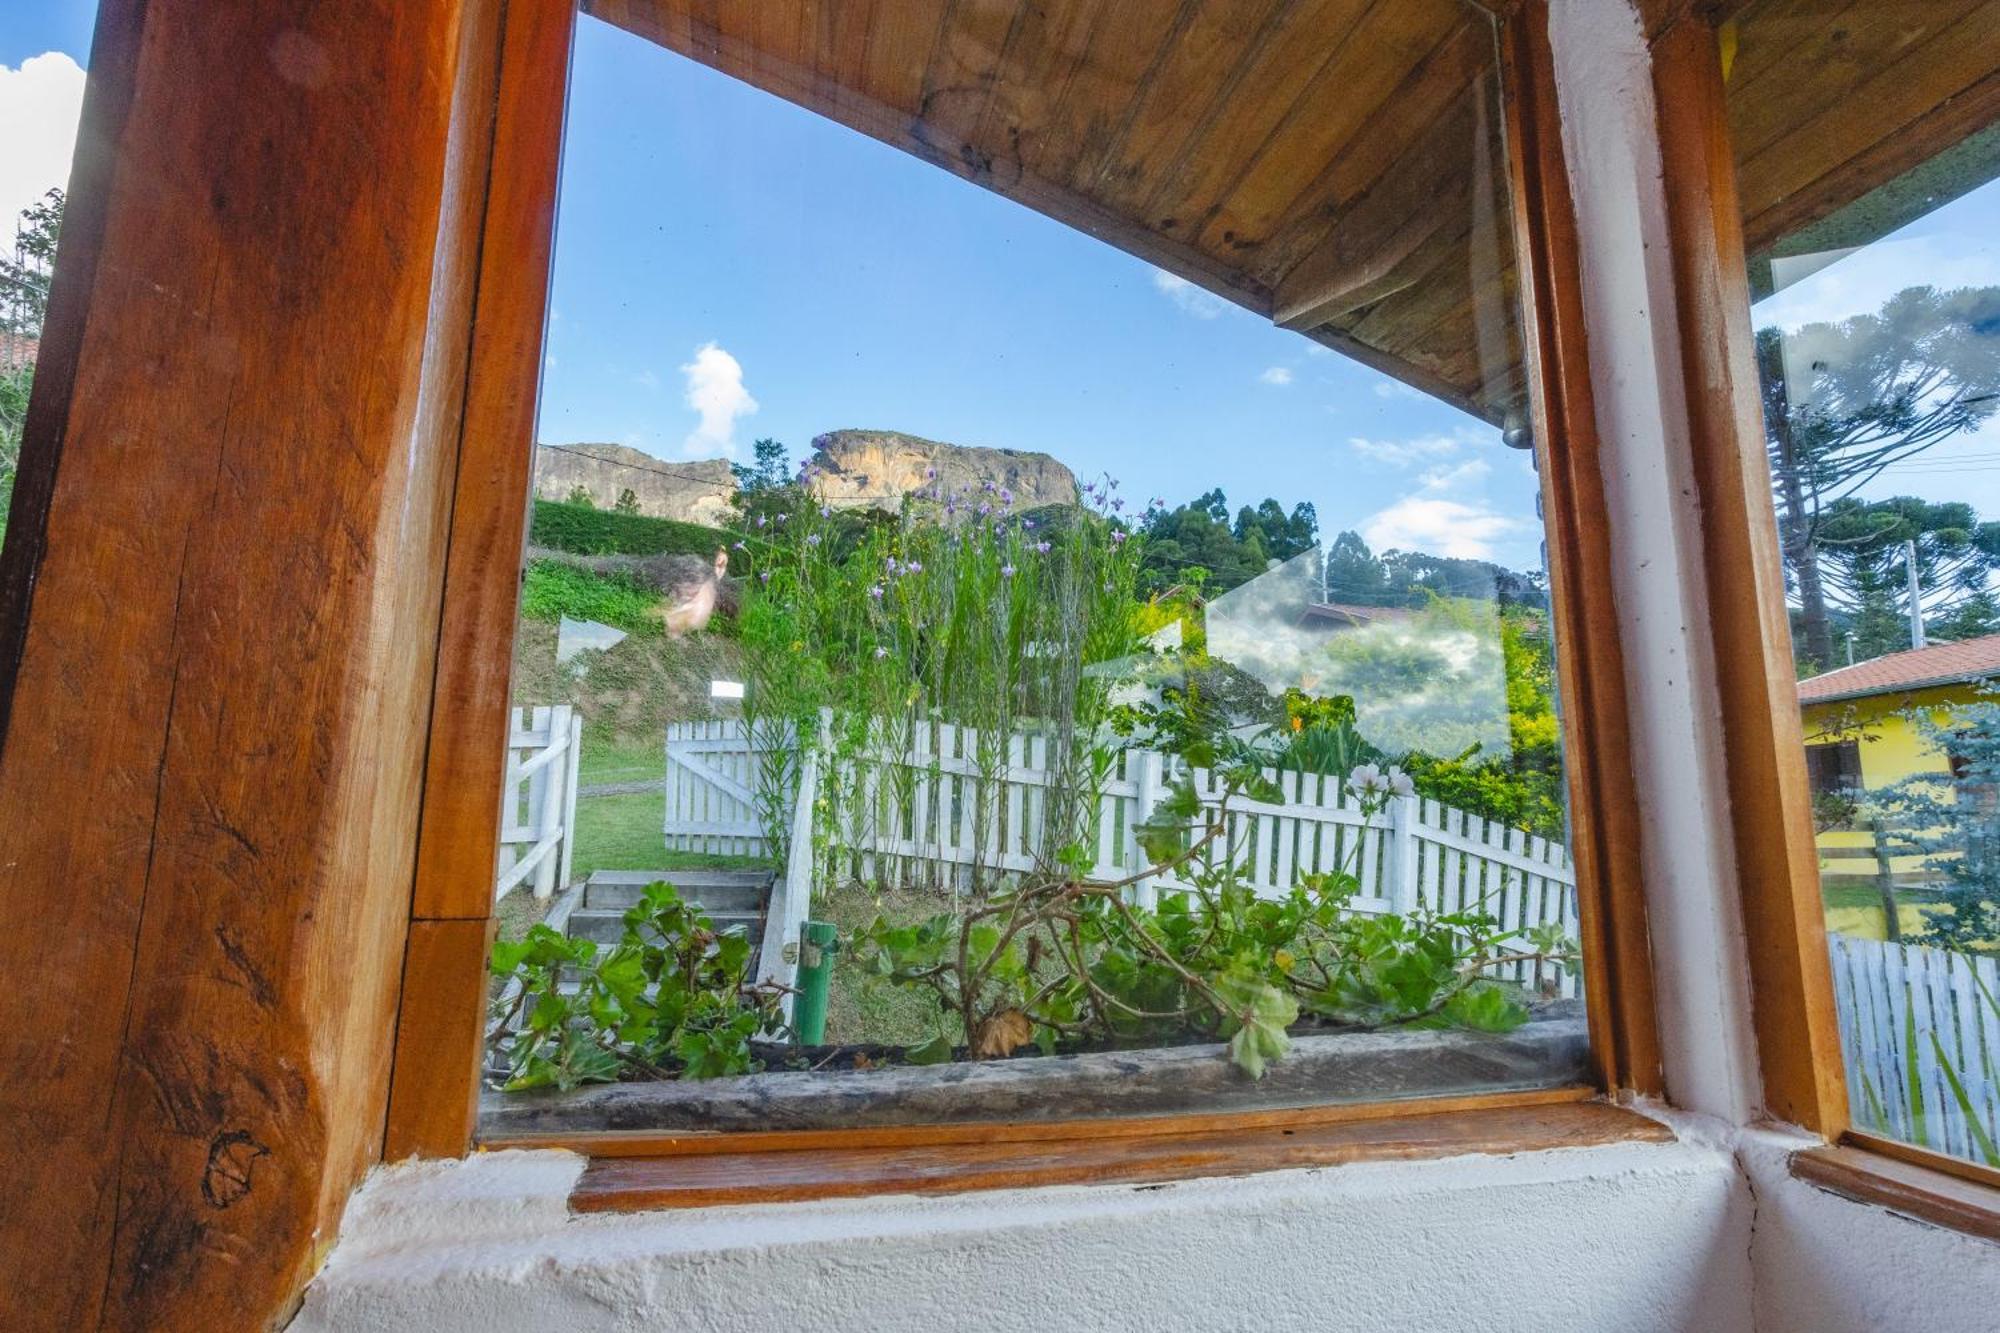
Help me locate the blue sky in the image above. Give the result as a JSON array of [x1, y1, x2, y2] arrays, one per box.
[[540, 16, 1542, 572], [9, 7, 1997, 578]]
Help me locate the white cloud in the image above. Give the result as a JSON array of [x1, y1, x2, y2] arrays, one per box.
[[679, 341, 757, 458], [1755, 232, 2000, 331], [1372, 379, 1426, 401], [0, 52, 86, 231], [633, 368, 659, 390], [1259, 366, 1293, 386], [1347, 432, 1466, 467], [1361, 496, 1524, 560], [1360, 454, 1522, 559], [1152, 269, 1227, 319]]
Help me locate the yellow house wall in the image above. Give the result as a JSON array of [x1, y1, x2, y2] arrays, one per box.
[[1804, 684, 1972, 901]]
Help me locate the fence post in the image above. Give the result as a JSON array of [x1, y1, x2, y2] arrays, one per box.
[[557, 707, 583, 891], [1132, 746, 1165, 910], [531, 706, 563, 900], [1871, 816, 1901, 944], [1388, 792, 1419, 915]]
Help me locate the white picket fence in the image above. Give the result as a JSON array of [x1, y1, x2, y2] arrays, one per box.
[[1828, 931, 2000, 1162], [495, 704, 583, 903], [665, 718, 1582, 997]]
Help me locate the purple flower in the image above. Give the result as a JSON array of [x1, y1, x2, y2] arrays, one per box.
[[982, 480, 996, 493], [925, 466, 937, 480], [906, 560, 923, 574], [732, 541, 747, 551], [1035, 541, 1052, 554], [1001, 563, 1016, 577], [978, 503, 992, 517], [759, 571, 772, 583], [1111, 530, 1128, 545], [874, 646, 890, 659], [1111, 498, 1125, 511], [999, 488, 1013, 505], [819, 505, 831, 518], [869, 584, 885, 600], [806, 533, 822, 546], [1024, 518, 1037, 530], [885, 557, 900, 575]]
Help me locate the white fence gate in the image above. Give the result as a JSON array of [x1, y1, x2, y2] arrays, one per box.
[[665, 719, 1582, 997], [495, 704, 583, 903], [1828, 931, 2000, 1162]]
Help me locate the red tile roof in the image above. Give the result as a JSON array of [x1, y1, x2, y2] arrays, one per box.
[[1797, 633, 2000, 704]]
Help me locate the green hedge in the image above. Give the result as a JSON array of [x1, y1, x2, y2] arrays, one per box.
[[529, 498, 731, 559], [519, 559, 662, 632]]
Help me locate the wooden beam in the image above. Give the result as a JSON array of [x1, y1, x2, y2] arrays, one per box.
[[1500, 0, 1664, 1098], [386, 0, 578, 1161], [0, 0, 510, 1325], [569, 1100, 1672, 1212], [1647, 11, 1848, 1136]]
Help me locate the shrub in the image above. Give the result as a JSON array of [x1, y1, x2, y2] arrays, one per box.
[[530, 497, 734, 561], [519, 558, 661, 632]]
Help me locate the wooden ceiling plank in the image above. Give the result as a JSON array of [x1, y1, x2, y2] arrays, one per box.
[[1735, 2, 2000, 235], [1250, 13, 1490, 290], [1087, 0, 1290, 215], [965, 0, 1107, 178], [1139, 0, 1377, 240], [1725, 0, 1984, 168], [912, 0, 1030, 181], [1281, 199, 1477, 329], [1198, 2, 1470, 279], [1742, 64, 2000, 257], [811, 0, 878, 124], [859, 0, 946, 120], [1043, 1, 1200, 192], [1722, 0, 1863, 92]]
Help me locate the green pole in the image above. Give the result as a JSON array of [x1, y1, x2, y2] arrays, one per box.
[[792, 919, 837, 1046]]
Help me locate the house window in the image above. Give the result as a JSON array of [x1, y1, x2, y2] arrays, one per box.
[[1804, 741, 1861, 799], [435, 0, 1622, 1150], [1730, 0, 2000, 1173]]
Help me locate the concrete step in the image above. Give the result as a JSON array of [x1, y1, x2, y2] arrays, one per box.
[[581, 868, 772, 915], [565, 905, 764, 947]]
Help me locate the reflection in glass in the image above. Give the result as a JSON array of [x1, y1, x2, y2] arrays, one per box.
[[477, 0, 1585, 1132], [1732, 0, 2000, 1168]]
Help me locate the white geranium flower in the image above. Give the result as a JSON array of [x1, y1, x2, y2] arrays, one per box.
[[1346, 763, 1385, 799], [1386, 766, 1415, 799]]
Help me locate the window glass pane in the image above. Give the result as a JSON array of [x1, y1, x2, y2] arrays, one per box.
[[0, 16, 92, 561], [480, 0, 1588, 1136], [1731, 0, 2000, 1167]]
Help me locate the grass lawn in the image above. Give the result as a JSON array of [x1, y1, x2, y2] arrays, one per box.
[[814, 881, 960, 1048], [572, 790, 768, 879], [578, 730, 667, 787], [1822, 882, 1938, 941]]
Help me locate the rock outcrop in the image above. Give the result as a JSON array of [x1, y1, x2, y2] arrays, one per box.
[[534, 444, 737, 526], [805, 429, 1079, 513], [534, 431, 1081, 525]]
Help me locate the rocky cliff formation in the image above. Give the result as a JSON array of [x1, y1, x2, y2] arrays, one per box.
[[533, 444, 737, 526], [805, 429, 1079, 513], [534, 431, 1080, 526]]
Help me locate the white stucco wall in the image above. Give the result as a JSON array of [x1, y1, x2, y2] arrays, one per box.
[[1740, 1129, 2000, 1333], [296, 1139, 1752, 1333]]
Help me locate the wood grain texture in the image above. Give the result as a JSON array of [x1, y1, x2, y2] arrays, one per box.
[[569, 1099, 1673, 1211], [487, 1083, 1598, 1157], [1501, 0, 1664, 1098], [0, 1, 507, 1327], [1795, 1141, 2000, 1243], [384, 0, 577, 1166], [1649, 13, 1848, 1136], [385, 919, 500, 1162]]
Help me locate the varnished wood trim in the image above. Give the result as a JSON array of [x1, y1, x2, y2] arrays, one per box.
[[568, 1100, 1672, 1212], [385, 918, 499, 1161], [1648, 10, 1849, 1137], [1842, 1130, 2000, 1197], [410, 0, 578, 924], [484, 1083, 1600, 1158], [1499, 0, 1663, 1097], [383, 0, 578, 1162], [1795, 1141, 2000, 1244]]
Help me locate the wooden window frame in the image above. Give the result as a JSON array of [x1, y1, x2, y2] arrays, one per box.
[[378, 0, 1667, 1184], [1644, 0, 2000, 1221]]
